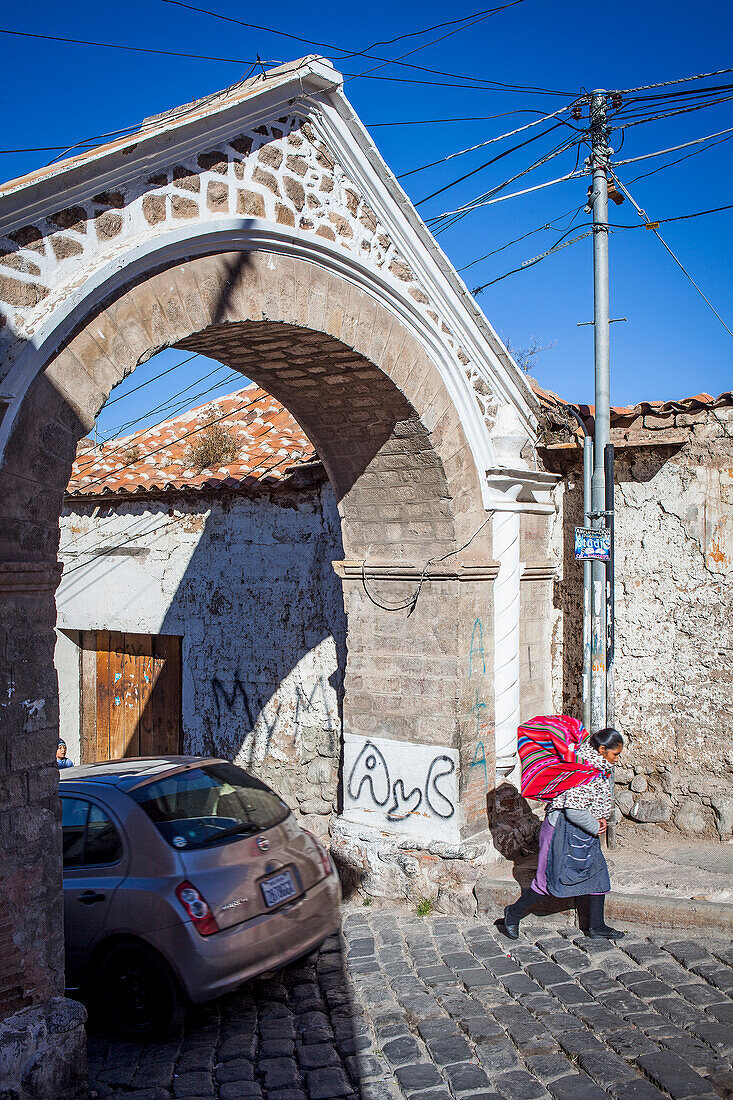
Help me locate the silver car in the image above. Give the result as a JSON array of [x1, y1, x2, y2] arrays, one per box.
[[60, 757, 341, 1035]]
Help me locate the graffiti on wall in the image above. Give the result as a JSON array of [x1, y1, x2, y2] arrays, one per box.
[[466, 617, 492, 802], [210, 670, 281, 761], [294, 676, 339, 755], [210, 668, 340, 766], [343, 732, 460, 842], [211, 671, 255, 728]]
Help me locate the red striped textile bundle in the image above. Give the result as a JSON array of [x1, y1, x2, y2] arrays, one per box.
[[518, 714, 600, 801]]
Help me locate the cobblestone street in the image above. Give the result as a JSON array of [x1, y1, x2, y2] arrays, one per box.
[[88, 910, 733, 1100]]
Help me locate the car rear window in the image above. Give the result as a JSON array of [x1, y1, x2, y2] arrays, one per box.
[[128, 762, 290, 850]]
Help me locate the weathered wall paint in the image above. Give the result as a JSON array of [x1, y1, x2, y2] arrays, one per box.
[[549, 408, 733, 838], [56, 479, 346, 836]]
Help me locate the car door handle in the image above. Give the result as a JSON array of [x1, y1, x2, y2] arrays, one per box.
[[77, 890, 106, 905]]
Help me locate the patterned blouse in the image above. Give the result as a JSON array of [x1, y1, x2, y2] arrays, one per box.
[[547, 743, 614, 819]]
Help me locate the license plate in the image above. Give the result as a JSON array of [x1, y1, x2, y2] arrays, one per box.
[[261, 868, 297, 908]]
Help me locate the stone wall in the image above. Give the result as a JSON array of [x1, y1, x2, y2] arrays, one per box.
[[0, 564, 87, 1095], [57, 472, 346, 840], [546, 404, 733, 839]]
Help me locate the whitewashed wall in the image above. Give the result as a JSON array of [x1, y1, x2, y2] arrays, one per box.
[[56, 480, 346, 834], [548, 409, 733, 839]]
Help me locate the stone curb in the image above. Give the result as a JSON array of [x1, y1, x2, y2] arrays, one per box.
[[475, 877, 733, 935]]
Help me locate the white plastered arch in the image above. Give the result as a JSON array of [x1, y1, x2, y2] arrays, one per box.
[[0, 219, 498, 506]]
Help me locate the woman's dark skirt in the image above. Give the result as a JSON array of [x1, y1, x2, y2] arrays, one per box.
[[532, 816, 610, 897]]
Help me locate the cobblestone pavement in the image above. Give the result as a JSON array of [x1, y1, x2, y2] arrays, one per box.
[[88, 910, 733, 1100]]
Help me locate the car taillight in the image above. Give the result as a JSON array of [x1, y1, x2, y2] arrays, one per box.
[[176, 881, 219, 936], [304, 830, 334, 878]]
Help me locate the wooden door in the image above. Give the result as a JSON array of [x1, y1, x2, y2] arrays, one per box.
[[80, 631, 181, 762]]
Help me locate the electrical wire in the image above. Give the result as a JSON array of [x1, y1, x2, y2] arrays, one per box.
[[609, 170, 733, 342], [628, 131, 733, 184], [160, 0, 572, 95], [160, 0, 501, 61], [471, 227, 593, 294], [102, 355, 200, 410], [613, 94, 733, 133], [616, 67, 733, 94], [361, 516, 491, 615], [344, 2, 529, 87], [345, 6, 523, 55], [416, 121, 567, 207], [60, 519, 181, 578], [77, 389, 278, 494], [100, 364, 241, 442], [43, 55, 275, 166], [457, 202, 586, 271], [463, 203, 733, 294], [613, 125, 733, 167], [366, 110, 559, 128], [430, 133, 584, 233], [398, 103, 581, 180], [61, 445, 297, 576], [626, 203, 733, 225], [0, 145, 101, 154], [616, 83, 733, 112], [0, 26, 272, 65]]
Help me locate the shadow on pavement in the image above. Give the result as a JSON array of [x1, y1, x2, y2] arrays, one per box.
[[488, 782, 580, 933], [87, 929, 369, 1099]]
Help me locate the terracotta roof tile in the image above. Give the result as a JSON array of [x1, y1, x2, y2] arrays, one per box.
[[531, 378, 733, 438], [67, 383, 317, 499]]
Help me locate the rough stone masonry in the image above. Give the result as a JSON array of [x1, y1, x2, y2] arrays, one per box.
[[543, 396, 733, 842]]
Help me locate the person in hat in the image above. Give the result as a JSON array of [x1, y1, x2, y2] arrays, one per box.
[[56, 740, 74, 769]]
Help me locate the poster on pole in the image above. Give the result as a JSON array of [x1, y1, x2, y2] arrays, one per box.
[[574, 526, 611, 561]]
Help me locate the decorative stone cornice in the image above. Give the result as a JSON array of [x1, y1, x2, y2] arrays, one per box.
[[0, 561, 63, 593], [332, 560, 500, 582], [485, 467, 559, 514], [520, 561, 557, 581]]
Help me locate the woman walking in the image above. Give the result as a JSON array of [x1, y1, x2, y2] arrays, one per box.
[[504, 719, 625, 941]]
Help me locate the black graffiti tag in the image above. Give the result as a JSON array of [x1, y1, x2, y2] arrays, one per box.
[[211, 672, 255, 728], [348, 740, 456, 822], [387, 780, 423, 821], [425, 755, 456, 819], [347, 740, 390, 807]]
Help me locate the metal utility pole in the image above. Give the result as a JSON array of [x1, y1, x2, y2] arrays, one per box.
[[583, 435, 594, 732], [588, 90, 611, 733]]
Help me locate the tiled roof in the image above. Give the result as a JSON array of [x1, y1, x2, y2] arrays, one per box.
[[532, 380, 733, 445], [67, 384, 317, 500]]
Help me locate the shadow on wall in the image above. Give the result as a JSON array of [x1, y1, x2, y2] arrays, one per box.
[[159, 479, 348, 794], [488, 782, 541, 862], [488, 782, 576, 922], [58, 473, 348, 823]]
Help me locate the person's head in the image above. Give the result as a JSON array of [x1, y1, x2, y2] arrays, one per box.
[[56, 740, 67, 760], [588, 727, 624, 764]]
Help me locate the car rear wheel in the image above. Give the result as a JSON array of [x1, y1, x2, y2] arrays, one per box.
[[96, 940, 184, 1037]]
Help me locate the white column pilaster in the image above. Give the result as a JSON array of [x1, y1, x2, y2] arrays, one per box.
[[492, 510, 521, 781]]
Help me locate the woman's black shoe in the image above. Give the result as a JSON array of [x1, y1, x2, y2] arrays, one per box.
[[587, 894, 624, 939], [587, 923, 625, 940], [501, 887, 542, 939], [502, 905, 520, 940]]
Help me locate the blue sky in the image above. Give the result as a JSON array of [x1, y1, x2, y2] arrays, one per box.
[[2, 0, 731, 438]]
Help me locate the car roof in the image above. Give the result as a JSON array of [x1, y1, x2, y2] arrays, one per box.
[[58, 756, 225, 791]]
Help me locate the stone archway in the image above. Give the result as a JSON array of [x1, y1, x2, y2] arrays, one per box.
[[4, 244, 495, 760], [0, 58, 551, 1092], [0, 245, 499, 1092]]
